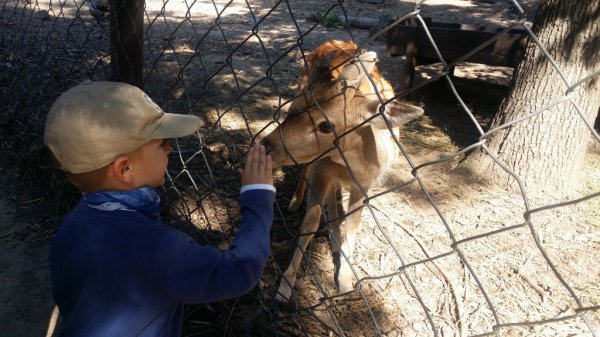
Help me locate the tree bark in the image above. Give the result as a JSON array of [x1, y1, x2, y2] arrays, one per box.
[[110, 0, 144, 88], [462, 0, 600, 197]]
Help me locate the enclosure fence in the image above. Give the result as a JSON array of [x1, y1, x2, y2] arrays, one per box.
[[1, 0, 599, 336]]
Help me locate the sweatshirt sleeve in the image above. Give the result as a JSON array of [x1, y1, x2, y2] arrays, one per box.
[[166, 188, 275, 303]]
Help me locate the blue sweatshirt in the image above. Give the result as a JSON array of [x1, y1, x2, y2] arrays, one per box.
[[49, 188, 275, 337]]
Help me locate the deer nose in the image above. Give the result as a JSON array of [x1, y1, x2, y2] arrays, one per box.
[[259, 138, 272, 155]]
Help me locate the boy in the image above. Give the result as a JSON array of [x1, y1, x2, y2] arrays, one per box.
[[44, 80, 275, 337]]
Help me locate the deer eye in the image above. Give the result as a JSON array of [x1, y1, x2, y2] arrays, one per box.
[[318, 121, 334, 134]]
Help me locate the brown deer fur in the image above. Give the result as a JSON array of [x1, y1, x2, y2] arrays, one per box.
[[261, 40, 423, 301]]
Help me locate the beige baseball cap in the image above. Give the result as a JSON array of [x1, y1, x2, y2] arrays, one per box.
[[44, 80, 203, 174]]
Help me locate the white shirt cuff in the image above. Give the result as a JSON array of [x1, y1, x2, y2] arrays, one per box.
[[240, 183, 276, 194]]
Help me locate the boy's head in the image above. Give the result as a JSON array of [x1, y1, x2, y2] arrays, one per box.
[[44, 80, 203, 191]]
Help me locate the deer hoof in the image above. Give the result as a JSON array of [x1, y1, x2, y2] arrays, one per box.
[[288, 197, 301, 213], [275, 283, 293, 302], [337, 283, 354, 294], [337, 268, 355, 294]]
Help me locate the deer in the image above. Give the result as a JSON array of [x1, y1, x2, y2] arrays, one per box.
[[260, 40, 424, 302], [286, 40, 398, 213]]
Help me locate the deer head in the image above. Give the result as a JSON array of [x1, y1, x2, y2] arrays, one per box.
[[261, 51, 423, 167]]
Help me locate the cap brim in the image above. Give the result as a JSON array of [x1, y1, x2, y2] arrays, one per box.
[[152, 113, 204, 139]]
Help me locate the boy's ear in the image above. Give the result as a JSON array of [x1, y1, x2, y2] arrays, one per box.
[[111, 156, 134, 185]]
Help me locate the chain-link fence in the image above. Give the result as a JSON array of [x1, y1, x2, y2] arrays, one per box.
[[1, 0, 599, 336]]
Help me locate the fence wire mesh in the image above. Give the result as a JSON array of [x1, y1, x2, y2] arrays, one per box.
[[1, 0, 599, 336]]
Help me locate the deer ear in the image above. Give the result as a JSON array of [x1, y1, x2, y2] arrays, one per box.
[[339, 51, 378, 84], [316, 53, 335, 77], [383, 100, 424, 125]]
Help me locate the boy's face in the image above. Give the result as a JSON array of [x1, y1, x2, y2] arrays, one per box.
[[129, 139, 173, 188]]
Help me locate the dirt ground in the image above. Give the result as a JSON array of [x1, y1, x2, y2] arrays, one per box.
[[1, 0, 599, 336], [0, 174, 55, 337]]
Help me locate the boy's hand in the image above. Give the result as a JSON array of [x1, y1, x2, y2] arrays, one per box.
[[239, 143, 273, 186]]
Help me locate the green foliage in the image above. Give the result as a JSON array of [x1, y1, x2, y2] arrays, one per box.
[[307, 11, 343, 28]]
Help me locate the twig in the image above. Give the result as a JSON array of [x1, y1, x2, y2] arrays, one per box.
[[515, 256, 548, 304], [223, 298, 238, 336], [45, 305, 59, 337]]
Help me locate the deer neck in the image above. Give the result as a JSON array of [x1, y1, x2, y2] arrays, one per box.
[[328, 124, 395, 175]]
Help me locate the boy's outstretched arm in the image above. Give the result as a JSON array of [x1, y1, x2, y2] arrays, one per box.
[[167, 143, 276, 303]]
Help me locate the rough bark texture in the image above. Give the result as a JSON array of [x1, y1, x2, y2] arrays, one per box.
[[110, 0, 144, 87], [463, 0, 600, 197]]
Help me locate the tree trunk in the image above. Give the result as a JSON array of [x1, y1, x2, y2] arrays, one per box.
[[110, 0, 144, 88], [462, 0, 600, 197]]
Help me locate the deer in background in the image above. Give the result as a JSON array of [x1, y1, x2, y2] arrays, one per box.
[[260, 40, 424, 301]]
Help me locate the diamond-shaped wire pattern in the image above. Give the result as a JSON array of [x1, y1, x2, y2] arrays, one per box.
[[1, 0, 599, 336]]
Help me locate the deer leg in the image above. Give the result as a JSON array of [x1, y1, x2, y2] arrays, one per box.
[[336, 189, 365, 294], [325, 185, 343, 290], [288, 165, 311, 213], [326, 186, 341, 246], [276, 176, 329, 302]]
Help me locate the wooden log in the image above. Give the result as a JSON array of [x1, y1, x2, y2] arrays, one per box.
[[358, 0, 385, 4], [336, 14, 379, 29]]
